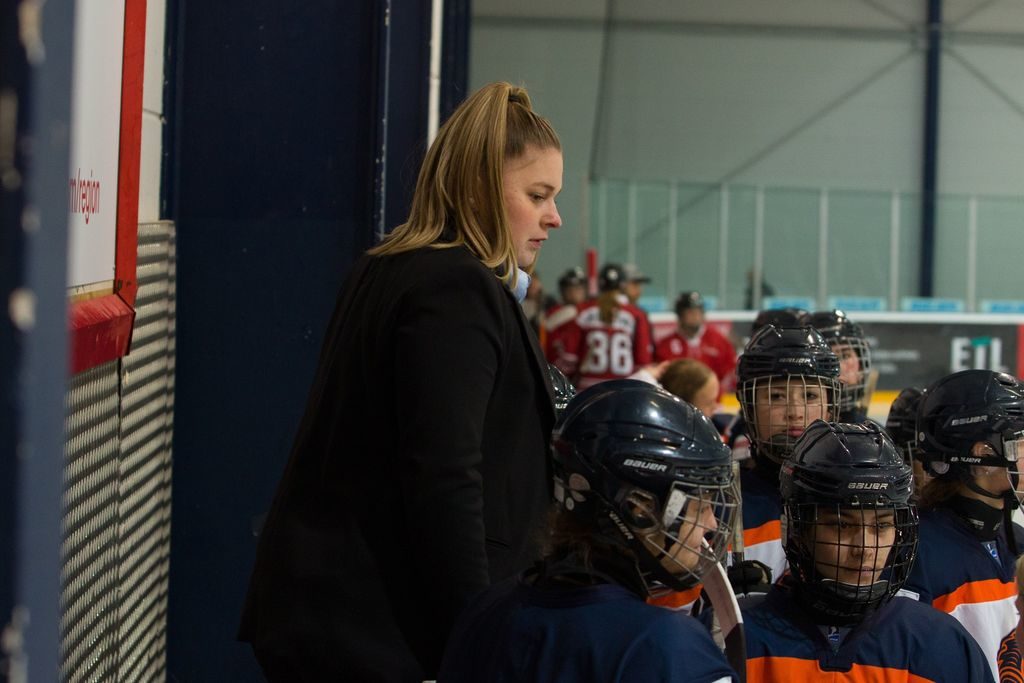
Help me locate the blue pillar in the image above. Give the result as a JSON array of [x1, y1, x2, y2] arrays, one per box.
[[0, 1, 74, 680], [919, 0, 942, 297]]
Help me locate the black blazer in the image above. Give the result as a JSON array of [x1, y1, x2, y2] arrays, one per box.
[[239, 245, 556, 681]]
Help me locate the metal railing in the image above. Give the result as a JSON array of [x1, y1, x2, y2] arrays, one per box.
[[588, 179, 1024, 313]]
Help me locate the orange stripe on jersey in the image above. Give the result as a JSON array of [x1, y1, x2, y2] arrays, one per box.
[[931, 578, 1017, 614], [744, 519, 781, 547], [648, 584, 702, 610], [747, 656, 933, 682]]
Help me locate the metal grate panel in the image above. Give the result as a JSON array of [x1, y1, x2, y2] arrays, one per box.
[[116, 221, 175, 682], [62, 361, 121, 682], [61, 221, 176, 682]]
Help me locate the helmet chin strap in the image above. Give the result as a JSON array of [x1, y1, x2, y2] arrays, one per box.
[[955, 469, 1021, 554], [961, 476, 1005, 502]]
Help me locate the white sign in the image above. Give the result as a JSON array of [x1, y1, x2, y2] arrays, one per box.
[[67, 0, 126, 288]]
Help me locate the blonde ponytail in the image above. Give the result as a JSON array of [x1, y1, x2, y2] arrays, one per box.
[[370, 82, 560, 288]]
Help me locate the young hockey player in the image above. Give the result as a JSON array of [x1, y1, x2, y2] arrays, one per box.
[[439, 380, 738, 682], [884, 386, 930, 497], [716, 308, 809, 460], [734, 325, 840, 590], [904, 369, 1024, 683], [805, 309, 874, 423], [743, 420, 994, 682]]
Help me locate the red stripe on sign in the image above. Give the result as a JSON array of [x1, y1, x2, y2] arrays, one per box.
[[114, 0, 146, 308], [69, 295, 135, 374]]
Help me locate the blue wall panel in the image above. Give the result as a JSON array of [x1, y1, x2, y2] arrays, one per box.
[[167, 0, 460, 678]]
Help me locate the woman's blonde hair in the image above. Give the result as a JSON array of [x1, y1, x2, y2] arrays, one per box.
[[370, 82, 560, 287], [660, 359, 715, 405]]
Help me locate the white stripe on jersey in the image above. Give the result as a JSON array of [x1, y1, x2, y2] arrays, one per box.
[[945, 595, 1016, 682]]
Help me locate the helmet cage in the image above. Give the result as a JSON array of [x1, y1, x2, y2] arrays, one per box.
[[830, 334, 873, 416], [613, 480, 737, 593], [551, 380, 737, 593], [784, 502, 918, 625], [552, 440, 737, 594], [806, 311, 872, 415], [739, 374, 841, 465], [899, 432, 922, 467], [547, 363, 577, 424]]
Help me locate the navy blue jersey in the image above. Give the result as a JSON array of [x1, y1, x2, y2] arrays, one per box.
[[712, 412, 736, 439], [724, 414, 748, 450], [903, 507, 1024, 682], [439, 576, 737, 683], [739, 464, 786, 585], [743, 580, 994, 682]]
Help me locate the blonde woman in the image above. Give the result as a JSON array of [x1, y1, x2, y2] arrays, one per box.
[[239, 82, 563, 682]]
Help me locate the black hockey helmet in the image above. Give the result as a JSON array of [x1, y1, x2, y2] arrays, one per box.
[[675, 291, 705, 314], [598, 263, 624, 292], [751, 307, 809, 335], [737, 325, 841, 464], [805, 309, 865, 344], [547, 363, 577, 424], [917, 370, 1024, 476], [884, 387, 925, 465], [551, 380, 737, 593], [781, 421, 918, 625], [558, 267, 586, 290], [806, 310, 873, 417]]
